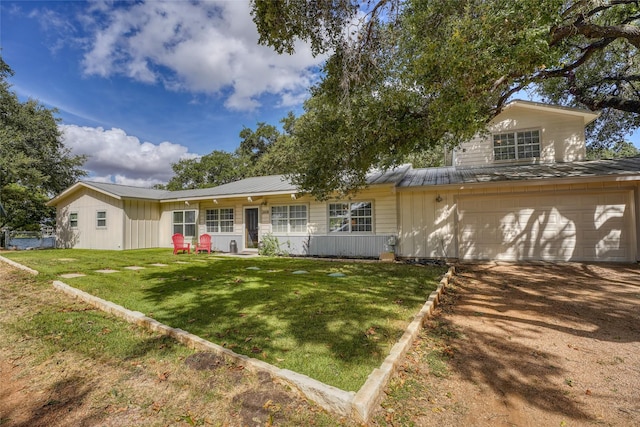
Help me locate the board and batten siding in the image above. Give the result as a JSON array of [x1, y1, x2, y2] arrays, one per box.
[[55, 188, 124, 250], [123, 199, 160, 250], [454, 106, 587, 168], [398, 181, 639, 262]]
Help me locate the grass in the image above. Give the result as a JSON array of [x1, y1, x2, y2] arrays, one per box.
[[3, 248, 446, 391], [0, 259, 347, 426]]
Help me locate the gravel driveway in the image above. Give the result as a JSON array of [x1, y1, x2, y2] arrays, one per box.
[[375, 262, 640, 426]]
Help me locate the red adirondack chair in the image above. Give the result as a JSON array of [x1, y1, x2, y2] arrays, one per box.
[[195, 234, 211, 254], [172, 233, 191, 255]]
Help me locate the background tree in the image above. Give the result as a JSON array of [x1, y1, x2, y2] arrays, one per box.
[[252, 0, 640, 198], [587, 140, 640, 160], [0, 56, 86, 231], [163, 150, 245, 190], [163, 114, 298, 190], [245, 112, 301, 176]]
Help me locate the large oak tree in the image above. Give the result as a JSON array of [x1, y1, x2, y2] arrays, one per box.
[[252, 0, 640, 198], [0, 56, 86, 232]]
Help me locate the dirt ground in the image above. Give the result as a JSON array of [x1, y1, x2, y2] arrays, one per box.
[[1, 260, 640, 426], [374, 262, 640, 426]]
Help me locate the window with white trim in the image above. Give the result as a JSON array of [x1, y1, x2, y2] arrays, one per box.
[[205, 208, 234, 233], [271, 205, 307, 233], [329, 202, 372, 233], [70, 212, 78, 229], [173, 210, 196, 237], [96, 211, 107, 228], [493, 129, 540, 161]]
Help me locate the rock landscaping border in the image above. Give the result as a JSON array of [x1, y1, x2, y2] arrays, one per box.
[[0, 255, 454, 423]]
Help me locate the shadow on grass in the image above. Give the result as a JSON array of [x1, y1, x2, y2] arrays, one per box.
[[134, 258, 443, 389], [8, 375, 102, 427]]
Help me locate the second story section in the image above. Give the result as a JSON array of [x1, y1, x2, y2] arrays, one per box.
[[453, 100, 599, 168]]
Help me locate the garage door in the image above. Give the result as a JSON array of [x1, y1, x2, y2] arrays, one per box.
[[457, 191, 635, 262]]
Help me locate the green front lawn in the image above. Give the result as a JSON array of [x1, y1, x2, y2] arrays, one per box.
[[3, 249, 445, 391]]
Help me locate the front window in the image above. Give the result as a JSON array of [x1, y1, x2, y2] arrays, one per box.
[[96, 211, 107, 228], [173, 210, 196, 237], [493, 129, 540, 161], [206, 208, 234, 233], [70, 212, 78, 228], [271, 205, 308, 233], [329, 202, 372, 233]]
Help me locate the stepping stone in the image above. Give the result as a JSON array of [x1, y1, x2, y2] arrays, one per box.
[[327, 272, 346, 277], [150, 263, 168, 267], [175, 261, 190, 264], [59, 273, 86, 279], [193, 259, 207, 263], [246, 266, 261, 270], [56, 258, 77, 262], [124, 266, 145, 270], [96, 269, 119, 274], [292, 270, 308, 274]]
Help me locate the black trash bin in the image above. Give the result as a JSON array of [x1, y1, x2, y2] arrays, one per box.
[[229, 240, 238, 254]]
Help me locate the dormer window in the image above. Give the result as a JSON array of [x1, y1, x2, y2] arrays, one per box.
[[493, 129, 540, 161]]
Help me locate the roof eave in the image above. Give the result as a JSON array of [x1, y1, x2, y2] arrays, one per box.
[[399, 172, 640, 192], [159, 189, 300, 203], [505, 99, 600, 125], [46, 182, 123, 206]]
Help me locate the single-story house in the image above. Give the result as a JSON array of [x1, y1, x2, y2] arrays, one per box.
[[47, 100, 640, 262]]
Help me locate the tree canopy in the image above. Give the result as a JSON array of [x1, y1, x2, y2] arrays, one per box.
[[163, 114, 300, 190], [0, 56, 86, 231], [252, 0, 640, 198]]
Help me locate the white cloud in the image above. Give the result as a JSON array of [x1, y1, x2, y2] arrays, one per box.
[[80, 0, 325, 111], [61, 124, 197, 187]]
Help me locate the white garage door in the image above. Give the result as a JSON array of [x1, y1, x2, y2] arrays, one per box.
[[457, 191, 635, 262]]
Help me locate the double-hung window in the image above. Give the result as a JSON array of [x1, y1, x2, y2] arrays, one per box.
[[173, 210, 196, 237], [329, 202, 372, 233], [205, 208, 234, 233], [96, 211, 107, 228], [493, 129, 540, 161], [271, 205, 307, 233], [69, 212, 78, 229]]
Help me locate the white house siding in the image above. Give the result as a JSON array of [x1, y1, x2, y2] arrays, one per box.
[[123, 199, 160, 250], [55, 188, 124, 250], [159, 201, 200, 247], [305, 186, 399, 257], [398, 181, 638, 262], [454, 106, 587, 168], [397, 190, 455, 259]]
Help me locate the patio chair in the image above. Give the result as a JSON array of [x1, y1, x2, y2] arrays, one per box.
[[195, 233, 211, 254], [172, 233, 191, 255]]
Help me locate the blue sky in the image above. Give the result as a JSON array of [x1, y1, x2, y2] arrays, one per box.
[[2, 1, 638, 188], [1, 0, 325, 186]]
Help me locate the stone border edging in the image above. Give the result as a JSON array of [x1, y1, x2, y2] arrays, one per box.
[[0, 255, 39, 275], [51, 279, 356, 417], [351, 265, 455, 421], [0, 254, 454, 423]]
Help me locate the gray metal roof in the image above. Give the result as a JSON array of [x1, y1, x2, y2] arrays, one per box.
[[399, 157, 640, 188], [80, 167, 411, 202], [83, 181, 170, 200], [71, 158, 640, 202], [165, 175, 298, 200]]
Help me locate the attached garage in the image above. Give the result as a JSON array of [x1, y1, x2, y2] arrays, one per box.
[[456, 190, 636, 262]]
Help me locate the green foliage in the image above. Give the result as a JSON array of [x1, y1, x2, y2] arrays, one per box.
[[258, 232, 289, 256], [164, 114, 299, 190], [586, 140, 640, 160], [0, 55, 86, 230], [252, 0, 640, 197], [164, 150, 245, 190]]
